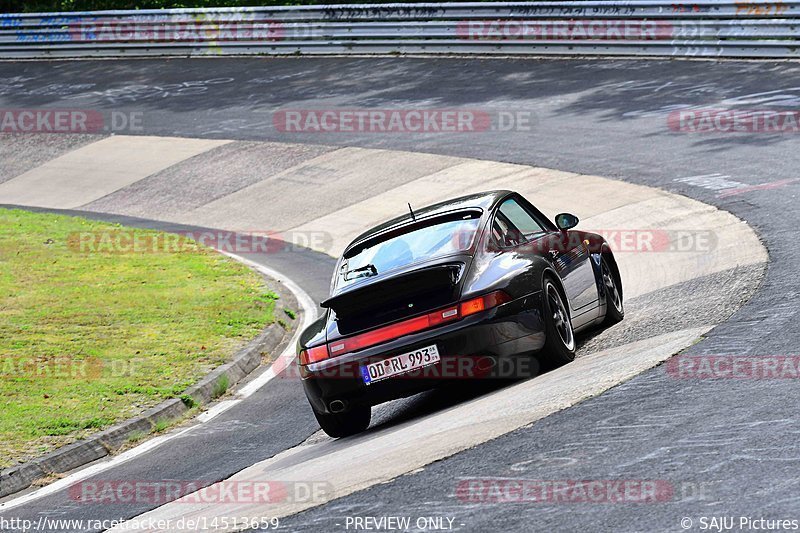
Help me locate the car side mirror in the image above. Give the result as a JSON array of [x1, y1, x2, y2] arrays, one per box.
[[555, 213, 579, 230]]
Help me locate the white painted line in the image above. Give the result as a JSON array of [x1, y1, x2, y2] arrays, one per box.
[[220, 252, 318, 400], [0, 253, 317, 511], [0, 428, 194, 511], [675, 173, 727, 180]]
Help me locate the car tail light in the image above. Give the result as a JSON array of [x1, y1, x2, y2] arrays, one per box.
[[459, 296, 486, 317], [460, 291, 512, 317], [299, 290, 511, 364], [299, 344, 330, 365]]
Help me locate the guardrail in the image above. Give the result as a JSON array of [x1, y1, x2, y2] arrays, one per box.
[[1, 1, 799, 59]]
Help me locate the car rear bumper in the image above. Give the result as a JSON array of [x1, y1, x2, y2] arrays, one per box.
[[300, 293, 545, 414]]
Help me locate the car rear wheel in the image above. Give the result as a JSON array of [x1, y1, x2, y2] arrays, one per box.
[[542, 278, 576, 366], [313, 405, 371, 438], [601, 256, 624, 325]]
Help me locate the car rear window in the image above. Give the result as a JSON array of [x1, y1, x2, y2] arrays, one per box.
[[339, 211, 482, 287]]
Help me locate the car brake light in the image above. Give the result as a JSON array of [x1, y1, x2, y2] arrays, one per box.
[[299, 290, 512, 364]]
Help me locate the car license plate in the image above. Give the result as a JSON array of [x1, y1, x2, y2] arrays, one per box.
[[361, 344, 440, 384]]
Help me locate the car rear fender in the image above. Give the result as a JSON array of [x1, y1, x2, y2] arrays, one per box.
[[298, 311, 329, 353]]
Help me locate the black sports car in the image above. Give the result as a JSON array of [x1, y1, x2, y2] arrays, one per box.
[[297, 190, 624, 437]]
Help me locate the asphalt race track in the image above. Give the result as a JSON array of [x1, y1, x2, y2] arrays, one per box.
[[0, 57, 798, 532]]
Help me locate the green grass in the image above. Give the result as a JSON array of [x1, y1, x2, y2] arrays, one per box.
[[0, 209, 275, 468], [211, 374, 229, 399]]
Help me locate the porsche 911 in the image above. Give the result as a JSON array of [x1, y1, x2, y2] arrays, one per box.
[[297, 190, 624, 437]]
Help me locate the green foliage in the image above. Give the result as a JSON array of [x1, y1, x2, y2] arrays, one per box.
[[180, 394, 197, 408], [152, 418, 170, 433], [211, 374, 229, 399]]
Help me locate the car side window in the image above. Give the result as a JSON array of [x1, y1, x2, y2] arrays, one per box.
[[493, 198, 546, 247], [492, 212, 520, 247]]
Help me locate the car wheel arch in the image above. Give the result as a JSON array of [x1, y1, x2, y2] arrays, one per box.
[[541, 267, 572, 319]]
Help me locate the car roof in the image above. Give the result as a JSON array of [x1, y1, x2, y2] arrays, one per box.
[[343, 190, 513, 257]]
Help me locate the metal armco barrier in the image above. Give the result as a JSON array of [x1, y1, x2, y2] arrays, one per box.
[[1, 1, 799, 59]]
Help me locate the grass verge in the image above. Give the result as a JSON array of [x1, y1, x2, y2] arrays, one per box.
[[0, 208, 276, 468]]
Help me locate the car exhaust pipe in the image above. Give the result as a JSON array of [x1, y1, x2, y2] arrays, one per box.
[[476, 356, 497, 372], [329, 400, 347, 413]]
